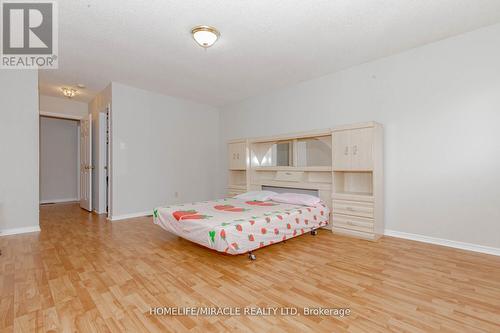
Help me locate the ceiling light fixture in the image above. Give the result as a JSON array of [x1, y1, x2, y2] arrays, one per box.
[[61, 87, 77, 98], [191, 25, 220, 48]]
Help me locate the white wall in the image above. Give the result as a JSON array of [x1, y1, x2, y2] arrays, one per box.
[[111, 82, 220, 219], [40, 117, 79, 203], [220, 23, 500, 249], [0, 70, 39, 234], [39, 95, 88, 119]]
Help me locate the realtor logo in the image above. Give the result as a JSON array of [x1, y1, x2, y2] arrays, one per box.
[[1, 0, 58, 68]]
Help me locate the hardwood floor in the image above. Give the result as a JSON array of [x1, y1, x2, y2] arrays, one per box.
[[1, 203, 499, 332]]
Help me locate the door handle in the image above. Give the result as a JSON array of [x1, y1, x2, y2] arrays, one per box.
[[353, 145, 358, 155], [344, 146, 349, 155]]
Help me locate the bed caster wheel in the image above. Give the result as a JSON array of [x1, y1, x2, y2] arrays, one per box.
[[311, 229, 318, 236], [248, 252, 256, 261]]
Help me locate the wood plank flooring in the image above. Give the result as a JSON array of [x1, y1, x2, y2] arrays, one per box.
[[0, 203, 499, 332]]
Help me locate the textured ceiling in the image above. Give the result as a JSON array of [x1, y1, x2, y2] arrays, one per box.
[[39, 0, 500, 106]]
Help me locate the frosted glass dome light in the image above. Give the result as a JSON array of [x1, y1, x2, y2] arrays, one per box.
[[191, 25, 220, 48]]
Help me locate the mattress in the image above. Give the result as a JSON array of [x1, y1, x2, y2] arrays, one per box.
[[153, 198, 330, 255]]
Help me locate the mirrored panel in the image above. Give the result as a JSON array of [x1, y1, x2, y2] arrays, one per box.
[[296, 136, 332, 167], [251, 141, 293, 167]]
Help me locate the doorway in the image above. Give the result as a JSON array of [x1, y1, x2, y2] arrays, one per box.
[[39, 116, 80, 205], [39, 113, 93, 211], [39, 105, 111, 216]]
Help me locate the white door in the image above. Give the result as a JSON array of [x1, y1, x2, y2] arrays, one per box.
[[80, 113, 92, 211]]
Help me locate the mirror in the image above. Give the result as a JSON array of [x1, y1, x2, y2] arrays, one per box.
[[251, 141, 293, 167], [296, 136, 332, 167]]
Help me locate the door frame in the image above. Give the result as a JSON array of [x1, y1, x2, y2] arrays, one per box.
[[39, 108, 112, 218], [95, 109, 109, 215], [106, 104, 112, 220]]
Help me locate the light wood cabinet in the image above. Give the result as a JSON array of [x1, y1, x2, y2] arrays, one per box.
[[333, 199, 374, 218], [227, 140, 249, 197], [333, 127, 373, 171], [332, 130, 351, 170], [226, 122, 383, 241], [228, 142, 247, 170], [227, 185, 247, 197], [332, 122, 383, 240], [351, 127, 373, 170]]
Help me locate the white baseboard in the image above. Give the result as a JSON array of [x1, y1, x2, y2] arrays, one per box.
[[40, 198, 79, 204], [111, 211, 152, 222], [0, 225, 41, 237], [384, 229, 500, 257]]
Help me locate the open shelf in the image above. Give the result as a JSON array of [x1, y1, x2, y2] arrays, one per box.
[[333, 171, 373, 197], [228, 170, 247, 188]]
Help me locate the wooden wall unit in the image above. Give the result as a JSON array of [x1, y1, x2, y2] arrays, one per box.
[[227, 140, 249, 196], [227, 122, 384, 240], [331, 122, 383, 240]]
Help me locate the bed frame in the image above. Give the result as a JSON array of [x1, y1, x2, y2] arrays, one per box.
[[245, 185, 327, 261]]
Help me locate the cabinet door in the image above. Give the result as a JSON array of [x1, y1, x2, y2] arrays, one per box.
[[228, 142, 246, 170], [332, 130, 351, 170], [350, 128, 373, 170]]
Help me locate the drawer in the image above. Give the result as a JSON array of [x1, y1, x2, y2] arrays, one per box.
[[227, 185, 246, 191], [333, 200, 374, 218], [227, 187, 245, 197], [274, 171, 304, 182], [332, 213, 374, 233]]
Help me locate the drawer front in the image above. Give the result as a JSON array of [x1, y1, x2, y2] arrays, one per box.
[[274, 171, 304, 182], [227, 188, 245, 197], [332, 213, 374, 233], [333, 200, 374, 218]]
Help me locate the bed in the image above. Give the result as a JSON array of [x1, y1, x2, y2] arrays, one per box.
[[153, 196, 330, 259]]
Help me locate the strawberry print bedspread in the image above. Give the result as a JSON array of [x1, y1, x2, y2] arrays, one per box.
[[153, 198, 330, 255]]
